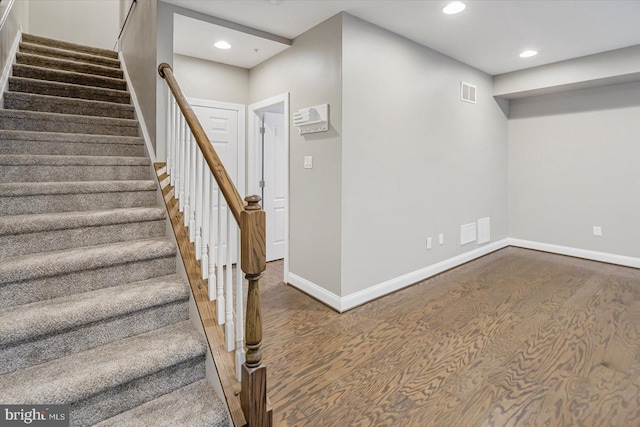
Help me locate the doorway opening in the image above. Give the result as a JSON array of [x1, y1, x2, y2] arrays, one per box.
[[248, 94, 290, 280]]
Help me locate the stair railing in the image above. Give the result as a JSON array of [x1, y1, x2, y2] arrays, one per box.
[[158, 63, 271, 427]]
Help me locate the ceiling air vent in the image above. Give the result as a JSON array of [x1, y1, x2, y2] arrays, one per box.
[[460, 82, 477, 104]]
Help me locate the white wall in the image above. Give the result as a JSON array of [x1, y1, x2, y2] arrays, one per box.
[[27, 0, 120, 50], [173, 54, 248, 105], [249, 15, 343, 295], [1, 0, 28, 105], [120, 0, 157, 149], [341, 14, 509, 296], [508, 81, 640, 258]]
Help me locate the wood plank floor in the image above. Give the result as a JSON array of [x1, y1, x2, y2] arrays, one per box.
[[260, 248, 640, 426]]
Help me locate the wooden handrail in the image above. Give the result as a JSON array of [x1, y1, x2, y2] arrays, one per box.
[[158, 63, 245, 225], [159, 63, 271, 426]]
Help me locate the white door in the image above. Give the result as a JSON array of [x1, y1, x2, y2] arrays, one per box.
[[261, 111, 286, 261], [191, 101, 241, 264]]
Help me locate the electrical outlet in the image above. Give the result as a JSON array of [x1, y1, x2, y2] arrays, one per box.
[[593, 226, 602, 236], [439, 234, 444, 245], [426, 237, 432, 250]]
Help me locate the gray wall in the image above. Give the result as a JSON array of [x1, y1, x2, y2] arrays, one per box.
[[508, 81, 640, 258], [341, 14, 509, 295], [120, 0, 157, 150], [173, 54, 248, 105], [249, 15, 343, 295], [27, 0, 119, 49]]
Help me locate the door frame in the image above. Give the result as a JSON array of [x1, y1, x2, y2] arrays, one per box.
[[187, 97, 246, 201], [248, 93, 290, 282]]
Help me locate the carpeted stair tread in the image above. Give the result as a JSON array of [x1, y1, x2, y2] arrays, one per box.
[[19, 42, 121, 68], [13, 64, 127, 91], [9, 77, 130, 104], [0, 321, 205, 404], [0, 130, 142, 146], [0, 154, 148, 166], [3, 91, 135, 119], [22, 33, 119, 59], [0, 180, 155, 197], [0, 181, 158, 215], [0, 207, 166, 260], [0, 109, 139, 136], [0, 275, 188, 347], [0, 207, 165, 236], [16, 52, 123, 79], [94, 379, 230, 427], [0, 130, 143, 156], [0, 238, 176, 286]]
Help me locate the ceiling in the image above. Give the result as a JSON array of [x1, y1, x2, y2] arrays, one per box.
[[165, 0, 640, 75], [173, 15, 289, 69]]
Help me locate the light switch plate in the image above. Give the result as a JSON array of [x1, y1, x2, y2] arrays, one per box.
[[304, 156, 313, 169]]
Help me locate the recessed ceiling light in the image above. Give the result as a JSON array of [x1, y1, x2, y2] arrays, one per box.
[[214, 41, 232, 50], [519, 50, 538, 58], [443, 2, 466, 14]]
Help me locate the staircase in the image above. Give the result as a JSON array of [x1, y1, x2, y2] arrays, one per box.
[[0, 33, 230, 426]]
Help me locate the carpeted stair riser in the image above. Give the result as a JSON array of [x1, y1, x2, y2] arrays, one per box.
[[1, 302, 189, 376], [19, 42, 121, 68], [0, 111, 139, 136], [9, 77, 131, 104], [13, 64, 127, 91], [16, 53, 124, 79], [3, 92, 135, 119], [0, 239, 177, 309], [94, 379, 230, 427], [0, 209, 166, 258], [0, 164, 150, 183], [0, 131, 144, 157], [72, 357, 205, 427], [0, 276, 189, 375], [22, 33, 119, 59], [0, 181, 157, 215], [0, 322, 206, 426]]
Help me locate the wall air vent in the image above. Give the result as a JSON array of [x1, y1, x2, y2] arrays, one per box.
[[460, 82, 477, 104]]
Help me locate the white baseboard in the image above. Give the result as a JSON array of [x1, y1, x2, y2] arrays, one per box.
[[118, 51, 156, 163], [287, 273, 342, 312], [507, 238, 640, 269], [288, 238, 510, 313], [340, 239, 510, 312], [0, 28, 21, 108]]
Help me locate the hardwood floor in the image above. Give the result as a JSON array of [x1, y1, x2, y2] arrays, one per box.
[[260, 248, 640, 426]]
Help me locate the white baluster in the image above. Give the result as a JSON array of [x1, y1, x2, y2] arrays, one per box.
[[216, 190, 225, 325], [165, 88, 172, 179], [201, 164, 210, 280], [235, 226, 245, 381], [178, 116, 185, 211], [208, 173, 217, 301], [195, 149, 203, 260], [183, 123, 191, 227], [170, 100, 177, 186], [189, 134, 197, 241], [225, 211, 235, 351]]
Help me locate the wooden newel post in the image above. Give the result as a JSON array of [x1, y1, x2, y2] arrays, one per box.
[[240, 195, 272, 426]]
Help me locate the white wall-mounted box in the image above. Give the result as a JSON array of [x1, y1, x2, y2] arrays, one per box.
[[293, 104, 329, 135]]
